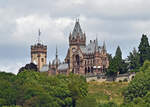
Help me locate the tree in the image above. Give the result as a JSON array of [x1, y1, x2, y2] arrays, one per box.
[[0, 71, 88, 107], [115, 46, 122, 60], [128, 48, 140, 72], [18, 63, 37, 73], [123, 60, 150, 103], [107, 46, 128, 79], [68, 74, 88, 107], [138, 34, 150, 65], [0, 72, 17, 106], [106, 57, 118, 80]]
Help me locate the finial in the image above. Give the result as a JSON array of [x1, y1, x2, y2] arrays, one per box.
[[76, 17, 79, 22], [103, 41, 106, 51], [38, 29, 41, 43], [56, 45, 58, 59], [96, 34, 98, 46]]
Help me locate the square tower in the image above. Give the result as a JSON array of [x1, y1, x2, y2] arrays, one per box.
[[31, 43, 47, 71]]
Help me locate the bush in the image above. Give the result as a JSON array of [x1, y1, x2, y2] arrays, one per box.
[[98, 102, 118, 107], [123, 61, 150, 103], [119, 80, 122, 82], [123, 78, 128, 82]]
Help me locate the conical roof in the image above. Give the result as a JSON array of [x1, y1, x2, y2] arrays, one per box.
[[52, 46, 61, 65], [72, 20, 83, 37]]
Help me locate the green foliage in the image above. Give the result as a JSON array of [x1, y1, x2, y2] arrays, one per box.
[[88, 82, 128, 106], [115, 46, 122, 60], [0, 72, 17, 106], [77, 97, 97, 107], [123, 60, 150, 103], [138, 34, 150, 65], [123, 78, 128, 82], [107, 46, 128, 78], [98, 102, 118, 107], [128, 48, 140, 72], [0, 71, 88, 107]]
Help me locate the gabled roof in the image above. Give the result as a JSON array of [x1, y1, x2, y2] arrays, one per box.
[[72, 21, 83, 37]]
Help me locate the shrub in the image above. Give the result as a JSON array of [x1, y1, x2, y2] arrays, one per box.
[[119, 80, 122, 82], [123, 78, 128, 82]]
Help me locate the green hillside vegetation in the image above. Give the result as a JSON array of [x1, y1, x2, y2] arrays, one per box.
[[77, 82, 128, 107], [88, 82, 128, 104], [1, 60, 150, 107], [0, 71, 88, 107]]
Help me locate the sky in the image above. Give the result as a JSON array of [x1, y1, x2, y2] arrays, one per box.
[[0, 0, 150, 74]]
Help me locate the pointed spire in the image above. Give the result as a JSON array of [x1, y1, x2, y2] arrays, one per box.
[[76, 17, 79, 22], [103, 41, 106, 52], [72, 19, 83, 37], [96, 36, 98, 47], [56, 45, 58, 60]]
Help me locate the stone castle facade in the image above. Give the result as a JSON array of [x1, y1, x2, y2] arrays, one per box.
[[31, 20, 109, 75], [31, 43, 47, 70]]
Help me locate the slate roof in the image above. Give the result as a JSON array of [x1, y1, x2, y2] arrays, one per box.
[[58, 63, 68, 71], [72, 21, 83, 37], [80, 40, 101, 54], [40, 64, 49, 72]]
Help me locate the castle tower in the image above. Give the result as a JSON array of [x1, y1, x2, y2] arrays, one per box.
[[69, 19, 86, 47], [66, 19, 86, 73], [31, 29, 47, 71]]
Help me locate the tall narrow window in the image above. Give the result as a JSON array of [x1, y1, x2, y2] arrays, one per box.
[[41, 58, 44, 62], [76, 55, 80, 65]]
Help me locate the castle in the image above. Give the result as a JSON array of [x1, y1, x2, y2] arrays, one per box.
[[31, 20, 109, 75]]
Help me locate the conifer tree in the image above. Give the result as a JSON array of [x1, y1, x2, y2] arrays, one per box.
[[115, 46, 122, 60], [128, 48, 140, 72], [107, 46, 127, 79], [138, 34, 150, 65]]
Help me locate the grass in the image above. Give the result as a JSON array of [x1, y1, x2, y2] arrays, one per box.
[[77, 81, 128, 107]]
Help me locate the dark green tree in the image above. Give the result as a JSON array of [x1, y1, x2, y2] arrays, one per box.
[[128, 48, 140, 72], [138, 34, 150, 65], [107, 46, 128, 79], [115, 46, 122, 60], [0, 72, 17, 106], [18, 63, 37, 74], [106, 57, 118, 80], [68, 74, 88, 107]]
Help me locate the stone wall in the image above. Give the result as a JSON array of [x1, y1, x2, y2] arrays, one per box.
[[86, 73, 135, 82]]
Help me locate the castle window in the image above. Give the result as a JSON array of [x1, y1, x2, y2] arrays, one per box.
[[41, 58, 44, 62], [76, 55, 80, 65]]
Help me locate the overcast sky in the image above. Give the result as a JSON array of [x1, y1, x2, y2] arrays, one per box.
[[0, 0, 150, 74]]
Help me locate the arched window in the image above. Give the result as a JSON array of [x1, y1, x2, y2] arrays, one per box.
[[76, 55, 80, 65], [91, 67, 93, 73]]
